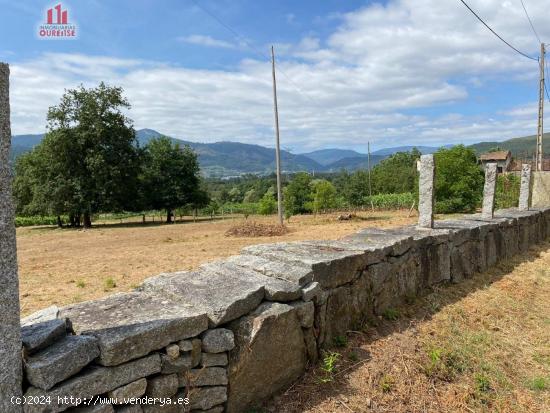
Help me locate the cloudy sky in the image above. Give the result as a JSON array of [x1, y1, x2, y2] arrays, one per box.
[[1, 0, 549, 152]]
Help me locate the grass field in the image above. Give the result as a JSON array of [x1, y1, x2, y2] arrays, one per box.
[[269, 242, 550, 413], [17, 210, 417, 316]]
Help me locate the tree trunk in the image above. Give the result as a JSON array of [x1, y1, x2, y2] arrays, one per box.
[[83, 212, 92, 228], [166, 209, 173, 224], [56, 215, 63, 228]]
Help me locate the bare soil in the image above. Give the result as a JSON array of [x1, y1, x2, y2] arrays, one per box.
[[269, 242, 550, 413], [17, 210, 416, 316]]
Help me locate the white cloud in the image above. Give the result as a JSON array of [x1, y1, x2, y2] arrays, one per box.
[[177, 34, 238, 49], [6, 0, 548, 151]]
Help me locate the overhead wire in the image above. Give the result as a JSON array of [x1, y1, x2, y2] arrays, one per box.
[[190, 0, 315, 103], [520, 0, 541, 44], [458, 0, 538, 61]]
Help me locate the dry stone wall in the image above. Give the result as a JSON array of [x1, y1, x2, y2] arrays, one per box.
[[10, 207, 550, 413]]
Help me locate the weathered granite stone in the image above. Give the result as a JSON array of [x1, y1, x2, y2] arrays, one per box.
[[25, 335, 100, 390], [24, 354, 161, 413], [321, 273, 372, 343], [226, 253, 313, 286], [227, 302, 306, 413], [190, 407, 223, 413], [303, 327, 318, 363], [482, 162, 498, 219], [70, 404, 115, 413], [21, 319, 69, 354], [290, 301, 315, 328], [140, 402, 180, 413], [190, 339, 201, 367], [201, 329, 235, 353], [519, 164, 532, 211], [0, 62, 22, 413], [165, 345, 179, 361], [202, 260, 302, 302], [343, 228, 414, 258], [370, 252, 420, 314], [115, 406, 142, 413], [188, 386, 227, 411], [177, 340, 193, 352], [180, 367, 228, 387], [200, 353, 228, 367], [387, 226, 451, 286], [106, 378, 147, 403], [160, 354, 192, 374], [242, 241, 368, 289], [301, 281, 321, 302], [59, 292, 208, 366], [21, 306, 61, 326], [141, 270, 264, 327], [418, 154, 435, 228], [145, 375, 178, 398]]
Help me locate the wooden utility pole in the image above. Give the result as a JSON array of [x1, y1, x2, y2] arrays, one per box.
[[536, 43, 545, 171], [367, 141, 374, 211], [271, 46, 284, 225]]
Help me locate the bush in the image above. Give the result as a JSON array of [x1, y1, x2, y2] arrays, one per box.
[[434, 145, 484, 213], [258, 192, 277, 215], [495, 174, 520, 209]]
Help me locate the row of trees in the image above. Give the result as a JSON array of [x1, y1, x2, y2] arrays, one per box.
[[14, 84, 207, 227], [208, 145, 486, 216]]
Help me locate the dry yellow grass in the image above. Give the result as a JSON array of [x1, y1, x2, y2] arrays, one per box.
[[269, 242, 550, 413], [17, 210, 416, 316]]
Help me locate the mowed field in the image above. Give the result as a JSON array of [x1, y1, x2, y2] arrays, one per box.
[[17, 210, 417, 316]]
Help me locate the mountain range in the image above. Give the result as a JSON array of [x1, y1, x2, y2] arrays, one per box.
[[9, 128, 545, 177]]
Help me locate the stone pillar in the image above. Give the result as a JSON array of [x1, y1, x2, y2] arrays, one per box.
[[518, 163, 532, 211], [0, 63, 23, 412], [481, 162, 498, 219], [418, 154, 435, 228]]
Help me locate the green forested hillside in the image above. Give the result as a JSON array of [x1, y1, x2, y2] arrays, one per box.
[[469, 132, 550, 157]]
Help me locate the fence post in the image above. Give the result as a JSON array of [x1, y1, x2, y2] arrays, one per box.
[[418, 154, 435, 228], [518, 163, 532, 211], [481, 162, 498, 219], [0, 63, 23, 412]]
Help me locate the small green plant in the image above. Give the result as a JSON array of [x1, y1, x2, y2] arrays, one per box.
[[379, 374, 394, 393], [349, 352, 359, 362], [527, 377, 547, 391], [474, 373, 492, 393], [333, 335, 348, 348], [104, 277, 117, 290], [75, 279, 86, 288], [382, 308, 400, 321], [318, 351, 340, 383]]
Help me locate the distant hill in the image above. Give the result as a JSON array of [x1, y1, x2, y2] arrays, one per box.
[[9, 129, 455, 177], [301, 149, 366, 166], [10, 129, 323, 178], [469, 133, 550, 158], [323, 155, 385, 172]]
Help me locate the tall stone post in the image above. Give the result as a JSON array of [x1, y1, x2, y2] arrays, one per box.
[[518, 163, 532, 211], [418, 154, 435, 228], [0, 63, 23, 412], [481, 162, 498, 219]]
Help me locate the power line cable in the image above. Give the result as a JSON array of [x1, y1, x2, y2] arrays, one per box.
[[458, 0, 538, 61], [190, 0, 315, 102], [519, 0, 541, 44]]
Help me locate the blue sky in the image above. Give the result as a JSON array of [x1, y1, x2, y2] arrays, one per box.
[[0, 0, 548, 152]]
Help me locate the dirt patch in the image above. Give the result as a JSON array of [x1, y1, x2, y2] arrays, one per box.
[[225, 221, 290, 237], [268, 242, 550, 413], [17, 210, 417, 316]]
